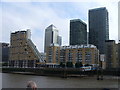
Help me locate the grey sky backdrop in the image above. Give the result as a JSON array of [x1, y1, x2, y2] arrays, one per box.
[[118, 1, 120, 42], [1, 0, 119, 52]]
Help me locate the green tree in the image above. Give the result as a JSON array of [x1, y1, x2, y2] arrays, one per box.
[[2, 62, 8, 66], [75, 62, 83, 68], [66, 62, 73, 68], [59, 62, 65, 68]]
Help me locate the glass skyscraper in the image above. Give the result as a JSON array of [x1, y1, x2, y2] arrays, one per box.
[[44, 24, 61, 53], [89, 7, 109, 54], [70, 19, 87, 45]]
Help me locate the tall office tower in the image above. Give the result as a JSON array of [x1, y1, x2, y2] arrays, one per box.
[[118, 1, 120, 43], [44, 24, 61, 52], [9, 30, 44, 68], [57, 36, 62, 46], [89, 7, 109, 54], [87, 32, 89, 45], [70, 19, 87, 45]]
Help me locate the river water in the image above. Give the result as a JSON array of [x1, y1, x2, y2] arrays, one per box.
[[1, 73, 119, 88]]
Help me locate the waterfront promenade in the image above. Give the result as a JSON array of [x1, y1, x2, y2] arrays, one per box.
[[1, 67, 120, 89], [2, 67, 120, 77]]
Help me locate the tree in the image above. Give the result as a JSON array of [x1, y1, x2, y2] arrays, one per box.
[[2, 62, 8, 66], [75, 62, 83, 68], [59, 62, 65, 68], [66, 62, 73, 68]]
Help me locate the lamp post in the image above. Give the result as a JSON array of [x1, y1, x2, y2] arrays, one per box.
[[97, 54, 104, 80]]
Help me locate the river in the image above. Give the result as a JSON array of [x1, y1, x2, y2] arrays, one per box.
[[1, 73, 119, 88]]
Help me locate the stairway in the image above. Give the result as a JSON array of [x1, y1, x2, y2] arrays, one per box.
[[27, 39, 44, 62]]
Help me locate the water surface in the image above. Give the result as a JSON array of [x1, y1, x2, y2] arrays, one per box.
[[2, 73, 119, 88]]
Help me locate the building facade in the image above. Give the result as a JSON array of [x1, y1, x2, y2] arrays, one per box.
[[9, 30, 44, 68], [117, 43, 120, 68], [70, 19, 87, 45], [46, 44, 99, 67], [46, 44, 60, 64], [0, 43, 9, 63], [44, 24, 62, 53], [57, 36, 62, 46], [89, 7, 109, 54], [105, 40, 118, 69]]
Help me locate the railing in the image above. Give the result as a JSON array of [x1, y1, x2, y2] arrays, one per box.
[[27, 39, 44, 62]]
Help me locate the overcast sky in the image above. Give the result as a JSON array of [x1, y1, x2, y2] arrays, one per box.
[[1, 0, 119, 52]]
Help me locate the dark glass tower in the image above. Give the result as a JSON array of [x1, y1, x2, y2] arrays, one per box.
[[89, 7, 109, 54], [70, 19, 87, 45]]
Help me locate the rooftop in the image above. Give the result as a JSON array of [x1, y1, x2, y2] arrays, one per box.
[[49, 44, 97, 49], [0, 43, 9, 47], [61, 44, 96, 49], [70, 19, 86, 25], [46, 24, 57, 30], [11, 31, 26, 34], [89, 7, 107, 11]]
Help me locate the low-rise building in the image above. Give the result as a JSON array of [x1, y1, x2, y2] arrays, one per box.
[[9, 30, 44, 68], [105, 40, 118, 69], [46, 44, 99, 67]]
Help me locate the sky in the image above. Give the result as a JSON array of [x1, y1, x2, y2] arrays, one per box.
[[0, 0, 119, 52], [118, 1, 120, 42]]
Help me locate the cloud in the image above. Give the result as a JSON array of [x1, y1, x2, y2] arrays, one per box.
[[1, 2, 71, 52], [1, 1, 119, 52], [1, 0, 119, 2], [0, 3, 2, 42], [118, 1, 120, 42]]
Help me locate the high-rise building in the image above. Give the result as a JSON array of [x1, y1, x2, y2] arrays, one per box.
[[9, 30, 44, 68], [44, 24, 61, 52], [57, 36, 62, 46], [87, 32, 89, 45], [70, 19, 87, 45], [105, 40, 118, 69], [0, 43, 9, 63], [89, 7, 109, 54]]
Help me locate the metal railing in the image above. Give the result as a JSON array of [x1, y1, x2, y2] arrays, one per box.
[[27, 39, 44, 62]]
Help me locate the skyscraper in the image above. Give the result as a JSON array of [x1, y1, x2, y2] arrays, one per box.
[[44, 24, 61, 52], [70, 19, 87, 45], [0, 43, 9, 63], [89, 7, 109, 54], [57, 35, 62, 46]]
